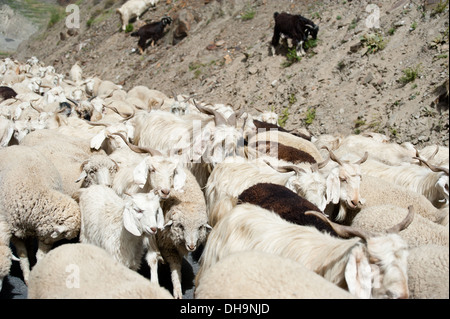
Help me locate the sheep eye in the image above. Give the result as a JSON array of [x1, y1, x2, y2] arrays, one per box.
[[135, 209, 144, 214]]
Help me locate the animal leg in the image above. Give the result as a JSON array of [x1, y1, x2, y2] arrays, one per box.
[[10, 237, 30, 284]]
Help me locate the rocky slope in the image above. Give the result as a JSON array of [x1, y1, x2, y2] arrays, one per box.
[[11, 0, 450, 147]]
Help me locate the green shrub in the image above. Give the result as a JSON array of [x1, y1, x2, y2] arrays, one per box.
[[399, 64, 422, 85]]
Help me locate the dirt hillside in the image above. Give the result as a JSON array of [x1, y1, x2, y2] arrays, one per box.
[[12, 0, 449, 147]]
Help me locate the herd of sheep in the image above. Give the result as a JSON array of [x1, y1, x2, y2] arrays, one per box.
[[0, 51, 448, 300]]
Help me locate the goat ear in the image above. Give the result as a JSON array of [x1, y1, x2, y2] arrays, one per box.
[[345, 245, 372, 299], [123, 204, 142, 236], [133, 159, 148, 189], [326, 168, 340, 205], [174, 165, 187, 192], [90, 130, 106, 150]]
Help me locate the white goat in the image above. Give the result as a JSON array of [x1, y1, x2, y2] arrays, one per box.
[[78, 185, 163, 274], [116, 0, 159, 31], [198, 203, 413, 299]]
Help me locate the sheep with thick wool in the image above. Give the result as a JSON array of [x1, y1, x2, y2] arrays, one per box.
[[350, 205, 449, 248], [407, 244, 449, 299], [27, 243, 173, 299], [198, 202, 413, 299], [78, 185, 163, 274], [195, 251, 355, 299], [154, 168, 211, 299], [0, 145, 81, 286]]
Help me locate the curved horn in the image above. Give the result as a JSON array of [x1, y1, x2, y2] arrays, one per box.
[[66, 97, 79, 106], [172, 90, 178, 102], [110, 132, 163, 156], [264, 160, 306, 175], [427, 146, 440, 162], [305, 210, 373, 241], [413, 156, 449, 175], [29, 101, 44, 113], [325, 147, 343, 166], [354, 151, 368, 165], [193, 100, 227, 126], [317, 155, 330, 169], [104, 105, 135, 120], [386, 205, 415, 233]]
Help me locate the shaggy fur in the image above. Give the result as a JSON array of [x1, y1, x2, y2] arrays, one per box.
[[195, 251, 355, 299], [27, 243, 173, 299], [198, 203, 410, 299], [0, 145, 81, 283], [155, 168, 210, 298]]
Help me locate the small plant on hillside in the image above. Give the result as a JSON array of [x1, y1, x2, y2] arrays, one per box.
[[361, 33, 387, 55], [278, 107, 289, 127], [281, 48, 301, 68], [241, 7, 256, 21], [304, 108, 316, 125], [432, 0, 449, 16], [125, 24, 134, 33], [399, 64, 422, 85], [47, 6, 65, 28]]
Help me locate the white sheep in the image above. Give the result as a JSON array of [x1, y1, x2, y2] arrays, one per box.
[[358, 175, 448, 225], [195, 251, 356, 299], [350, 205, 449, 248], [198, 203, 413, 299], [20, 129, 106, 198], [407, 244, 449, 299], [27, 243, 174, 299], [116, 0, 159, 31], [0, 145, 81, 285], [78, 185, 163, 274], [75, 154, 119, 189], [152, 168, 211, 298]]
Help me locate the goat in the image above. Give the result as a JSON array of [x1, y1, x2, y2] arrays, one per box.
[[131, 17, 173, 54], [237, 182, 337, 236], [116, 0, 159, 31], [271, 12, 319, 56], [0, 86, 17, 102], [198, 202, 413, 299]]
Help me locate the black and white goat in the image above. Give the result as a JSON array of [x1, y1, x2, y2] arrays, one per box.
[[131, 16, 173, 54], [271, 12, 319, 56]]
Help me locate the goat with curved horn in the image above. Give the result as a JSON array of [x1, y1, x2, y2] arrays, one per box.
[[413, 156, 449, 175], [110, 132, 163, 157]]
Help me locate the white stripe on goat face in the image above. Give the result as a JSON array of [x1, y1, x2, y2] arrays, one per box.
[[338, 163, 364, 209]]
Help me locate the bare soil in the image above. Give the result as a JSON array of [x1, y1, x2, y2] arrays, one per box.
[[12, 0, 450, 147]]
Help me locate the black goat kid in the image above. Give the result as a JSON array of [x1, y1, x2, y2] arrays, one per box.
[[131, 16, 173, 54], [271, 12, 319, 56]]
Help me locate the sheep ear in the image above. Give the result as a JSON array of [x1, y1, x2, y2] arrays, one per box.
[[90, 130, 106, 150], [174, 166, 187, 191], [133, 159, 148, 189], [345, 246, 372, 299], [123, 204, 142, 236], [75, 170, 87, 183], [326, 168, 340, 205]]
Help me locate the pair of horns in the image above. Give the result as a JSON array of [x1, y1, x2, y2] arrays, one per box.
[[322, 146, 368, 166]]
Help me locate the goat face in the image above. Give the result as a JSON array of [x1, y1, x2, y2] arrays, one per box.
[[436, 174, 449, 204], [161, 16, 172, 26], [123, 192, 163, 236], [133, 156, 187, 199]]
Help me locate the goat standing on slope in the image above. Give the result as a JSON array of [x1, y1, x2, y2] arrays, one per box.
[[271, 12, 319, 56], [131, 17, 173, 54]]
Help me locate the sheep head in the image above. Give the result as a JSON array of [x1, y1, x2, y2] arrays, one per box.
[[75, 155, 119, 188]]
